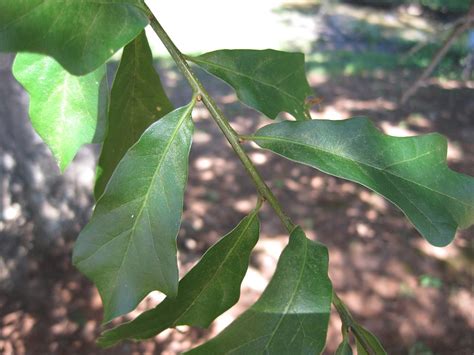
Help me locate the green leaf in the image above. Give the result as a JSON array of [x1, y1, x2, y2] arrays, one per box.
[[95, 31, 173, 198], [353, 324, 386, 355], [98, 212, 260, 347], [408, 341, 433, 355], [186, 227, 332, 355], [336, 338, 353, 355], [73, 102, 195, 322], [251, 118, 474, 247], [418, 274, 443, 289], [12, 53, 107, 172], [356, 343, 369, 355], [0, 0, 148, 75], [188, 49, 312, 120]]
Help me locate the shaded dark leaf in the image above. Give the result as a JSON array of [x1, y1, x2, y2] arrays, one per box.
[[353, 324, 386, 355], [73, 102, 195, 322], [188, 49, 312, 120], [186, 227, 332, 355], [98, 212, 260, 347], [336, 338, 353, 355], [252, 118, 474, 246], [1, 0, 148, 74], [95, 31, 173, 198]]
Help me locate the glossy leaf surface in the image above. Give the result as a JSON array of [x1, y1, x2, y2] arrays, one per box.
[[0, 0, 148, 75], [73, 103, 195, 322], [252, 118, 474, 246], [188, 49, 312, 120], [95, 31, 173, 198], [98, 212, 260, 347], [13, 53, 107, 171], [353, 324, 386, 355], [186, 227, 332, 355]]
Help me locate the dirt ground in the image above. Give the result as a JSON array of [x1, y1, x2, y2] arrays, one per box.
[[1, 57, 473, 354], [1, 2, 473, 354]]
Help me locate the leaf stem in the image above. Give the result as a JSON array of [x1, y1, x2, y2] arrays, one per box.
[[238, 134, 254, 141], [145, 5, 357, 345], [332, 291, 353, 327], [145, 5, 293, 232], [332, 291, 375, 354]]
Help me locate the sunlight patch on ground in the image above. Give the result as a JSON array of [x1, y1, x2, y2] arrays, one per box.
[[334, 3, 435, 39], [145, 0, 318, 55]]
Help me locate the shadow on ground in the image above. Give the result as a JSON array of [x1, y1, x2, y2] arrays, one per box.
[[1, 51, 472, 354], [2, 0, 474, 349]]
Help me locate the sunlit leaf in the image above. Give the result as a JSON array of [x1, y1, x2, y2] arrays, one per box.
[[0, 0, 148, 75], [73, 102, 195, 322], [95, 31, 173, 198], [251, 118, 474, 246], [353, 324, 386, 355], [186, 227, 332, 354], [188, 49, 312, 120], [98, 212, 260, 347], [12, 53, 107, 172]]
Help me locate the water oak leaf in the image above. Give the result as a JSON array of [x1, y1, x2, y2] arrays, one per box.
[[188, 49, 312, 120], [73, 103, 195, 322], [252, 118, 474, 247], [98, 212, 260, 347], [13, 53, 107, 172], [335, 338, 353, 355], [0, 0, 149, 75], [95, 31, 173, 198], [186, 227, 332, 355], [353, 324, 386, 355]]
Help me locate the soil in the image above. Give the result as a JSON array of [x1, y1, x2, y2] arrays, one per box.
[[1, 52, 473, 354], [1, 0, 474, 349]]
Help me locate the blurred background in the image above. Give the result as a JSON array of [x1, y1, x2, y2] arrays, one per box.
[[1, 0, 473, 354]]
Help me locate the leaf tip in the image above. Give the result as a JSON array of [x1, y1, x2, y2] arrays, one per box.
[[57, 159, 70, 174], [426, 235, 454, 248]]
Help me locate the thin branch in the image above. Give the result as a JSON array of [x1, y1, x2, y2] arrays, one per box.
[[144, 3, 367, 346], [402, 12, 473, 61], [401, 3, 474, 104], [144, 5, 293, 232], [332, 292, 377, 354]]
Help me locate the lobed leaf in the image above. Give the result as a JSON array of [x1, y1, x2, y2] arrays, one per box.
[[13, 53, 107, 172], [0, 0, 149, 75], [95, 31, 173, 198], [251, 118, 474, 247], [73, 102, 195, 322], [98, 212, 260, 347], [188, 49, 312, 120], [186, 227, 332, 355]]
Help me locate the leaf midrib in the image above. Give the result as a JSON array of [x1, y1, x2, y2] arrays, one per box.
[[199, 235, 311, 354], [1, 1, 145, 32], [262, 236, 309, 353], [106, 104, 193, 311], [172, 213, 258, 327], [103, 213, 257, 343], [190, 57, 303, 104], [252, 134, 472, 208]]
